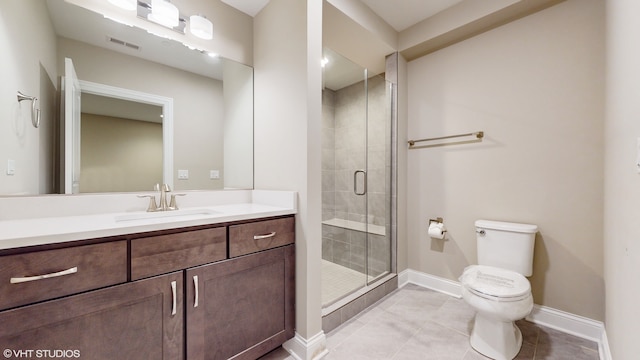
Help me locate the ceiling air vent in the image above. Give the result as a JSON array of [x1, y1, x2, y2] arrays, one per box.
[[107, 36, 140, 51]]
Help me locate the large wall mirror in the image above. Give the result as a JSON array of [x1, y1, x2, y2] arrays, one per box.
[[0, 0, 253, 195]]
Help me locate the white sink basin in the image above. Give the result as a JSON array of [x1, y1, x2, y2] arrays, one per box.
[[114, 208, 221, 222]]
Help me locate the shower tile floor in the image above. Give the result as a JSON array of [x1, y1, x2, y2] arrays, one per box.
[[322, 260, 373, 306], [261, 284, 600, 360]]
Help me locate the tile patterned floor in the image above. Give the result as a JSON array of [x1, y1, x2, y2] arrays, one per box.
[[261, 284, 600, 360], [322, 260, 370, 306]]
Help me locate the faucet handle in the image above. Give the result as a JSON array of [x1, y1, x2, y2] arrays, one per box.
[[137, 194, 159, 212], [169, 193, 186, 210]]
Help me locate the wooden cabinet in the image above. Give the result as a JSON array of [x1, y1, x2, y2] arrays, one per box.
[[0, 241, 127, 311], [186, 245, 295, 360], [0, 215, 295, 360], [229, 217, 295, 257], [131, 227, 227, 280], [0, 271, 183, 360]]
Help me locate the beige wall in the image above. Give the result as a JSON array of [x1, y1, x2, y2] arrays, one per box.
[[80, 114, 162, 193], [322, 2, 394, 75], [254, 0, 324, 342], [223, 60, 254, 189], [406, 0, 605, 320], [0, 1, 58, 195], [57, 37, 225, 191], [604, 0, 640, 358]]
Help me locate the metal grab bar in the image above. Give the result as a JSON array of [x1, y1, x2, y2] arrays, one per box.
[[408, 131, 484, 148]]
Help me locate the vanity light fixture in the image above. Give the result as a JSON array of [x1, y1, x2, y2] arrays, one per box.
[[108, 0, 137, 11], [135, 0, 186, 34], [110, 0, 214, 41], [189, 15, 213, 40], [148, 0, 179, 28]]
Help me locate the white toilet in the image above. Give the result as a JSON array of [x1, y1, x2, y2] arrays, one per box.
[[459, 220, 538, 360]]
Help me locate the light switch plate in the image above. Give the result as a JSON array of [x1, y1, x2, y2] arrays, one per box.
[[178, 169, 189, 180], [210, 170, 220, 179], [6, 159, 15, 176]]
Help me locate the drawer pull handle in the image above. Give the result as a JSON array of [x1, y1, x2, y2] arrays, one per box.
[[193, 275, 199, 308], [254, 232, 276, 240], [10, 266, 78, 284], [171, 281, 177, 316]]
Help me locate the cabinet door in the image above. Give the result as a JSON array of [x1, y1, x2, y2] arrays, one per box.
[[0, 272, 184, 360], [186, 245, 295, 360]]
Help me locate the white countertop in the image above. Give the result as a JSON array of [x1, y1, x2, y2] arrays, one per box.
[[0, 190, 297, 250]]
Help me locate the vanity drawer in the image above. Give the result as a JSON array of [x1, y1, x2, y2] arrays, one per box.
[[131, 227, 227, 280], [0, 241, 127, 311], [229, 216, 295, 257]]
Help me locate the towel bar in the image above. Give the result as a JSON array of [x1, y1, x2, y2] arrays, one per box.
[[408, 131, 483, 148]]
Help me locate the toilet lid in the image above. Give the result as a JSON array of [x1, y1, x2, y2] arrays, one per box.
[[460, 265, 531, 301]]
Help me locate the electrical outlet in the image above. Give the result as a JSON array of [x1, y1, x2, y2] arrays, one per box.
[[178, 169, 189, 180], [210, 170, 220, 179]]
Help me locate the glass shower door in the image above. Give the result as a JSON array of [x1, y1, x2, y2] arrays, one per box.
[[321, 48, 391, 307]]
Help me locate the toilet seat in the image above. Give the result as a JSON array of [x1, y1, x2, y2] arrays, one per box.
[[460, 265, 531, 302]]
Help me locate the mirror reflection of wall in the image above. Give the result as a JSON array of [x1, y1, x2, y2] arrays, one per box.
[[80, 95, 163, 193], [59, 36, 225, 192], [0, 0, 254, 196]]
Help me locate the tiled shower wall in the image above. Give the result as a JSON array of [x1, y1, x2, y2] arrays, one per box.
[[321, 75, 390, 278]]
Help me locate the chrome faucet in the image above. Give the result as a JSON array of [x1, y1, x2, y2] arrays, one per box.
[[158, 183, 171, 211], [137, 183, 185, 212]]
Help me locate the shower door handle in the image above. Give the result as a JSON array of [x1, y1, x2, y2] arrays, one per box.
[[354, 170, 367, 196]]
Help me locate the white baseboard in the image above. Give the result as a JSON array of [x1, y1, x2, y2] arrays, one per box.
[[401, 268, 610, 359], [599, 328, 612, 360], [526, 305, 612, 360], [526, 305, 603, 343], [399, 269, 462, 298], [283, 331, 329, 360], [398, 269, 410, 288]]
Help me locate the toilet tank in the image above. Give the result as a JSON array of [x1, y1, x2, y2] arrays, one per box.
[[475, 220, 538, 276]]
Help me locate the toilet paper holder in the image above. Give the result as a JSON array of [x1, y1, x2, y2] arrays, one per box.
[[428, 217, 447, 239]]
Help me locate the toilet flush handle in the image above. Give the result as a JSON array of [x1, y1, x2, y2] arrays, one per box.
[[476, 229, 486, 236]]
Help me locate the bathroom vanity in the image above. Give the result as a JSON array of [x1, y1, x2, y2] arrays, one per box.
[[0, 191, 296, 360]]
